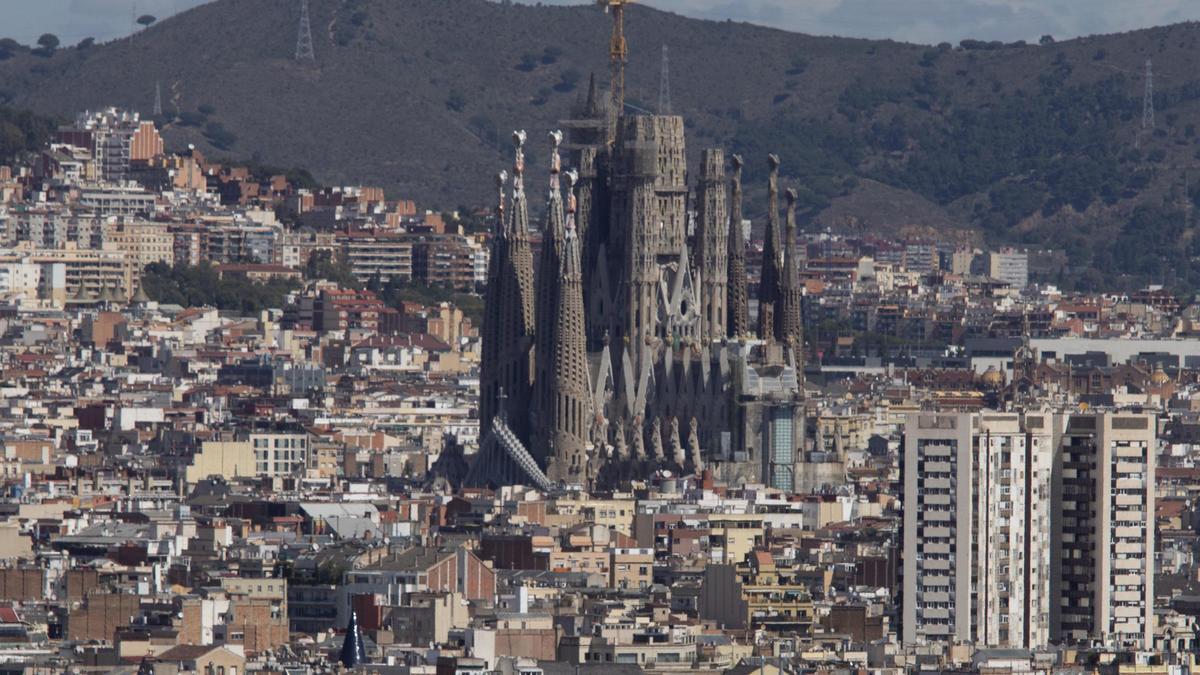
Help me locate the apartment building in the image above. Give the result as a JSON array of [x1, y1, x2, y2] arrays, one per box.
[[409, 233, 488, 289], [0, 242, 135, 301], [204, 224, 279, 264], [77, 184, 157, 216], [56, 108, 163, 183], [249, 433, 309, 477], [988, 249, 1029, 289], [973, 413, 1054, 649], [0, 261, 42, 302], [902, 411, 1155, 650], [902, 412, 973, 645], [339, 231, 413, 284], [102, 221, 174, 269], [1052, 412, 1155, 650]]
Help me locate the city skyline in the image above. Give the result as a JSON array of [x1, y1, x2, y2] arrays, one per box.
[[0, 0, 1195, 670]]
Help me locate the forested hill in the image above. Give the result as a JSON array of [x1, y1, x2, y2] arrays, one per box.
[[3, 2, 1200, 290]]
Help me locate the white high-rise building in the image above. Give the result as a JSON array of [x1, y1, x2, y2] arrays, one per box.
[[987, 248, 1029, 289], [972, 412, 1055, 649], [902, 410, 1155, 649]]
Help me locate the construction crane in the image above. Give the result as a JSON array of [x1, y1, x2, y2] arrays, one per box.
[[598, 0, 635, 118]]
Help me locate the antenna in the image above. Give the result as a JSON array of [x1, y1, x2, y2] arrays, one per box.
[[153, 81, 162, 117], [1137, 58, 1153, 148], [658, 44, 671, 115], [295, 0, 316, 63]]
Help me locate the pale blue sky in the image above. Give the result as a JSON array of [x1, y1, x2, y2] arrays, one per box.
[[4, 0, 1200, 47]]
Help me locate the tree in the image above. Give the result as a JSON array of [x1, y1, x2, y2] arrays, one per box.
[[305, 250, 361, 289], [140, 262, 298, 312], [34, 33, 59, 57], [76, 37, 95, 50], [137, 14, 157, 27]]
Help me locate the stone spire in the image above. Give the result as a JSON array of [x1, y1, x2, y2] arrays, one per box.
[[613, 418, 629, 461], [479, 132, 537, 445], [650, 417, 665, 463], [776, 187, 803, 350], [670, 417, 685, 467], [688, 416, 703, 473], [546, 169, 595, 483], [507, 134, 537, 342], [726, 154, 750, 338], [631, 415, 647, 460], [533, 131, 567, 461], [696, 148, 728, 341], [758, 154, 783, 340]]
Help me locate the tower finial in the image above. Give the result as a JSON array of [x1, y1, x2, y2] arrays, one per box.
[[512, 130, 527, 195], [495, 170, 508, 233], [565, 169, 579, 231], [549, 130, 563, 191]]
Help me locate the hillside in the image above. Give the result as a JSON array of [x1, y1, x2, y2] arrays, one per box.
[[4, 2, 1200, 290]]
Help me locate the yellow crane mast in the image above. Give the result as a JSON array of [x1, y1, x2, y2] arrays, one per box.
[[597, 0, 635, 118]]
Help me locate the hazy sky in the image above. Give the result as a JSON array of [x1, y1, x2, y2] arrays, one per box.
[[5, 0, 1200, 46]]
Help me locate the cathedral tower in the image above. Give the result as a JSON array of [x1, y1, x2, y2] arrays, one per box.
[[479, 133, 537, 443], [611, 115, 664, 364], [546, 171, 594, 482], [726, 155, 750, 338], [778, 187, 804, 352], [758, 154, 783, 340], [533, 132, 567, 460], [650, 115, 688, 260], [696, 148, 728, 341], [561, 74, 614, 351]]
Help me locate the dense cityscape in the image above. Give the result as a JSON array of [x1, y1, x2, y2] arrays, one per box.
[[1, 2, 1200, 674]]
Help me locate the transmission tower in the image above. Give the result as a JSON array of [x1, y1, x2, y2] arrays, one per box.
[[153, 81, 162, 117], [658, 44, 671, 115], [295, 0, 316, 63], [1136, 58, 1154, 148]]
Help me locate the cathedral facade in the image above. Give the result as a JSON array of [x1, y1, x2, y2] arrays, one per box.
[[471, 86, 806, 492]]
